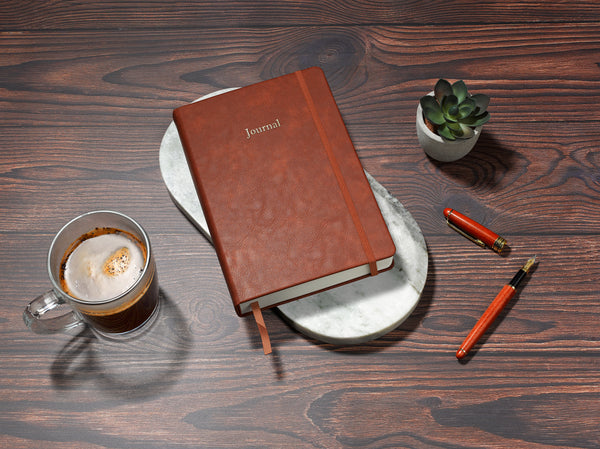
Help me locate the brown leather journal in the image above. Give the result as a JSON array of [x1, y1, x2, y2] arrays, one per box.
[[173, 67, 395, 351]]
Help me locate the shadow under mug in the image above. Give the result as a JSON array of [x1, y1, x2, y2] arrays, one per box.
[[24, 211, 160, 341]]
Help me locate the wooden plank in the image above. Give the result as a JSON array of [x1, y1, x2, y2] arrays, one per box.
[[1, 0, 600, 30]]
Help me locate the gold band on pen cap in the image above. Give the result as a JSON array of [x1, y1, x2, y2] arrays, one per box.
[[493, 237, 507, 254]]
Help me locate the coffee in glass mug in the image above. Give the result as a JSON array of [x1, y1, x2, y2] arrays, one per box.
[[24, 211, 159, 339]]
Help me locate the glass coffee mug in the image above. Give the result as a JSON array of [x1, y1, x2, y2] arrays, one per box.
[[24, 211, 160, 340]]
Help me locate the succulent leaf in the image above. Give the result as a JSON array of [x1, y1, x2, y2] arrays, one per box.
[[445, 122, 464, 139], [459, 124, 475, 139], [458, 98, 476, 118], [462, 111, 490, 127], [434, 79, 453, 103], [423, 107, 445, 125], [471, 112, 490, 127], [471, 93, 490, 112], [446, 121, 462, 131], [421, 96, 445, 125], [420, 95, 438, 109], [437, 124, 456, 140], [452, 80, 468, 103]]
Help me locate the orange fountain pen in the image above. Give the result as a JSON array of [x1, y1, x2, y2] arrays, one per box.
[[456, 256, 537, 359], [444, 208, 507, 253]]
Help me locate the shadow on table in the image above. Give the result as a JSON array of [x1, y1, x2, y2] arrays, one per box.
[[234, 257, 436, 382], [50, 289, 192, 400], [429, 132, 519, 192]]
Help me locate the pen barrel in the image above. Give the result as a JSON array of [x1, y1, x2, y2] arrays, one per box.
[[446, 209, 501, 249], [458, 285, 516, 356]]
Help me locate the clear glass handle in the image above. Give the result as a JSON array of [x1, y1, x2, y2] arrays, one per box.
[[23, 291, 84, 334]]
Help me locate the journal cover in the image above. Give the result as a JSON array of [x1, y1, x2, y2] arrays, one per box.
[[173, 67, 396, 318]]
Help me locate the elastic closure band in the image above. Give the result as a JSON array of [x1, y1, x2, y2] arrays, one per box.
[[295, 70, 377, 276]]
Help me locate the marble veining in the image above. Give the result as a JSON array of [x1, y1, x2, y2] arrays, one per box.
[[160, 89, 428, 345]]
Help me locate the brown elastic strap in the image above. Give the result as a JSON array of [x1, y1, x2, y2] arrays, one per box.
[[295, 70, 377, 276], [251, 302, 272, 355]]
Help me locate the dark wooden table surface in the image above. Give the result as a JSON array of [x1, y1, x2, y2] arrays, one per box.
[[2, 2, 599, 448]]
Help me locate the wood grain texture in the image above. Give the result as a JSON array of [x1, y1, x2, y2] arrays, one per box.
[[1, 0, 600, 29], [1, 1, 599, 448]]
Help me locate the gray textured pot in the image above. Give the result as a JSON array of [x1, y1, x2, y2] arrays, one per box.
[[416, 94, 482, 162]]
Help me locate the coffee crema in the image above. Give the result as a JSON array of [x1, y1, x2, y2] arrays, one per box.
[[59, 226, 159, 335], [60, 227, 146, 302]]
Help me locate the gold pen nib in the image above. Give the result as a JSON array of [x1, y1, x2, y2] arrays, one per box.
[[523, 255, 537, 273]]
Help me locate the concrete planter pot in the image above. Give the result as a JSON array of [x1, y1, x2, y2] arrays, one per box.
[[416, 93, 482, 162]]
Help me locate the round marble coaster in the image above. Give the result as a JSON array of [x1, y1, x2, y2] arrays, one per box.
[[159, 90, 428, 345]]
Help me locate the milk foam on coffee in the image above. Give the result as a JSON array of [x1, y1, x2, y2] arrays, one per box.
[[62, 232, 145, 302]]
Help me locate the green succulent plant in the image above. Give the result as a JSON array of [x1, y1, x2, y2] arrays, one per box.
[[420, 79, 490, 141]]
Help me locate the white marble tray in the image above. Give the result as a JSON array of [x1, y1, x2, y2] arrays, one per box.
[[159, 90, 428, 344]]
